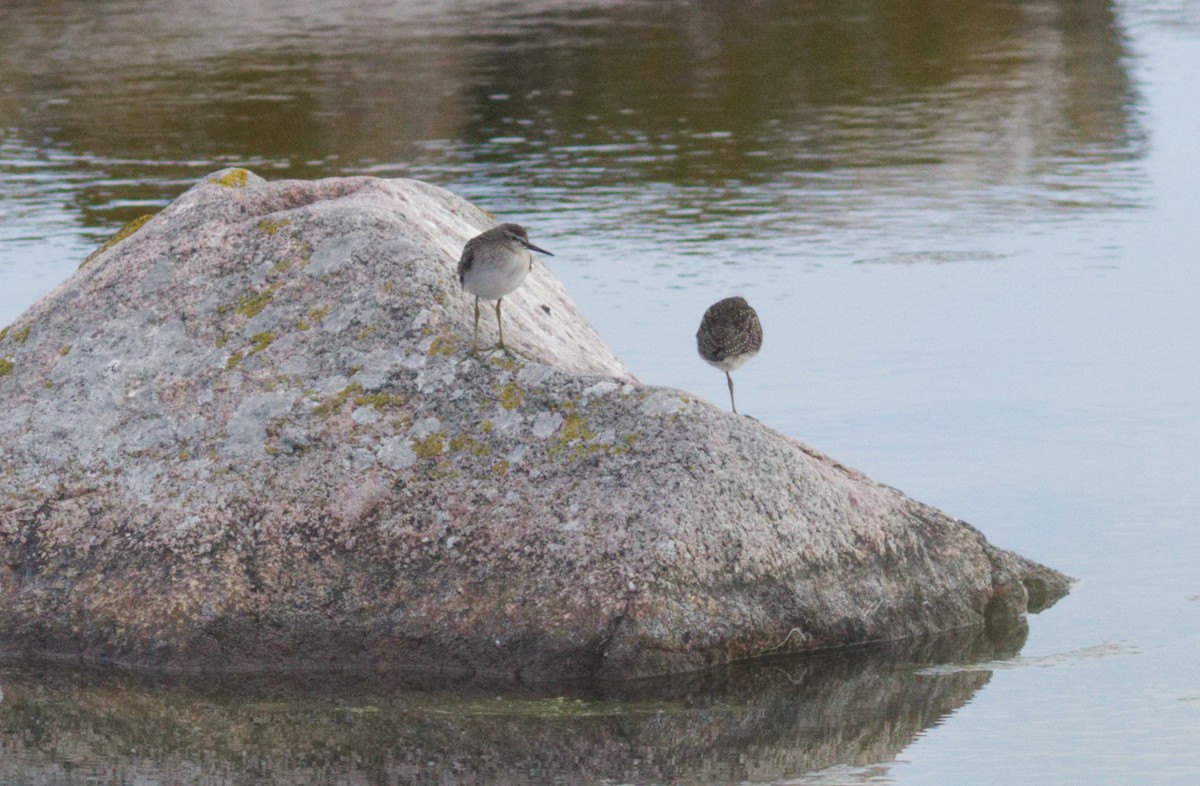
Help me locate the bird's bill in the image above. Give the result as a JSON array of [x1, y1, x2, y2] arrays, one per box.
[[521, 240, 553, 256]]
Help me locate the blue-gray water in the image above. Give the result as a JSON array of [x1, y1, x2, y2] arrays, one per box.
[[1, 0, 1198, 783]]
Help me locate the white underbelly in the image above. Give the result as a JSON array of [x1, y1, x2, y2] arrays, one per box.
[[465, 256, 530, 300], [705, 350, 758, 372]]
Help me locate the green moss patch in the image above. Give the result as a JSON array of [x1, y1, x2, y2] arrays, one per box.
[[353, 392, 406, 410], [80, 214, 155, 268], [497, 382, 523, 411], [0, 357, 14, 376], [413, 433, 445, 459], [219, 283, 283, 320], [209, 168, 250, 188], [449, 434, 491, 457], [546, 404, 632, 462], [428, 335, 457, 357], [489, 354, 521, 371], [296, 305, 331, 331], [257, 217, 291, 235], [314, 384, 364, 417], [235, 288, 276, 318], [559, 411, 596, 444], [248, 331, 276, 356]]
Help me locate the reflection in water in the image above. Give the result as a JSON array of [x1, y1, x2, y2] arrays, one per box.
[[0, 627, 1025, 785], [0, 0, 1139, 246]]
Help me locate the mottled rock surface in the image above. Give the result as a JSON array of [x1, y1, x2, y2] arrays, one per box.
[[0, 168, 1070, 680]]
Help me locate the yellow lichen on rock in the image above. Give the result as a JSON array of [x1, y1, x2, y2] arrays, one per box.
[[427, 335, 457, 357], [80, 214, 155, 268], [353, 391, 406, 410], [236, 289, 275, 319], [449, 434, 491, 457], [489, 354, 521, 372], [498, 382, 523, 411], [559, 410, 596, 444], [413, 433, 445, 459], [209, 168, 250, 188], [220, 283, 282, 320], [314, 384, 364, 416], [248, 332, 276, 356], [258, 217, 291, 235]]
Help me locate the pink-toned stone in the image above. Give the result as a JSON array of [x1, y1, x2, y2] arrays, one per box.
[[0, 169, 1069, 680]]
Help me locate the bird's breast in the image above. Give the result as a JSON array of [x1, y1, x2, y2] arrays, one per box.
[[461, 250, 531, 300]]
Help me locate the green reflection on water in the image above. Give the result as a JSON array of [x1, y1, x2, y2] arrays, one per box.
[[0, 0, 1139, 233], [0, 627, 1026, 785]]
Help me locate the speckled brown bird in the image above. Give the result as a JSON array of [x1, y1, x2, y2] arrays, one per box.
[[696, 296, 762, 414]]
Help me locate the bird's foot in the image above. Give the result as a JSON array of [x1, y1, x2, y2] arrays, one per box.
[[489, 343, 524, 361]]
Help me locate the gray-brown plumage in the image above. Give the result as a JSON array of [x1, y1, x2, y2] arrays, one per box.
[[696, 296, 762, 414], [457, 223, 552, 352]]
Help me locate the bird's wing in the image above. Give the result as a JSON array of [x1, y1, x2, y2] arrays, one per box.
[[456, 243, 474, 287]]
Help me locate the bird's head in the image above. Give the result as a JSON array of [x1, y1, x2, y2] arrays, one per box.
[[499, 223, 553, 256]]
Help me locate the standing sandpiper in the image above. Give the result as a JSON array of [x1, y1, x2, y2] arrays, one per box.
[[697, 296, 762, 414], [457, 223, 553, 353]]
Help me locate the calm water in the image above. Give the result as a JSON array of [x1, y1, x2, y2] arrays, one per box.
[[1, 0, 1199, 783]]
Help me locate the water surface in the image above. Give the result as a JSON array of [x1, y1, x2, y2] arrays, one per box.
[[1, 0, 1199, 783], [0, 630, 1026, 785]]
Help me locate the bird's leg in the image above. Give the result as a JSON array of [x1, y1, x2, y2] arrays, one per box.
[[492, 298, 522, 359], [495, 298, 505, 349], [472, 297, 481, 353], [726, 371, 737, 414]]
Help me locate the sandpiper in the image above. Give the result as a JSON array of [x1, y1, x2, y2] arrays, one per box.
[[457, 223, 553, 352], [696, 296, 762, 414]]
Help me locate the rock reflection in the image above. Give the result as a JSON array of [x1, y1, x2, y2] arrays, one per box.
[[0, 626, 1026, 785]]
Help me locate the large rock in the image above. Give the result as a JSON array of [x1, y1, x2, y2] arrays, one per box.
[[0, 168, 1070, 680]]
